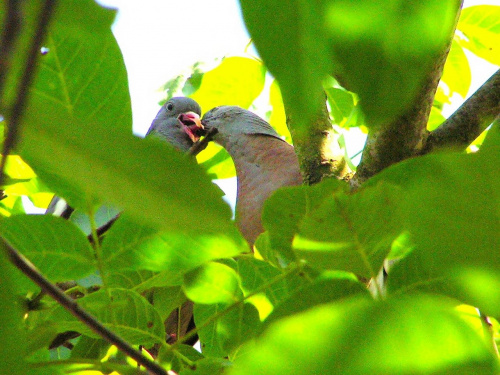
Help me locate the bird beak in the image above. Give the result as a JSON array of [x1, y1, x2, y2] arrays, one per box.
[[178, 112, 204, 142]]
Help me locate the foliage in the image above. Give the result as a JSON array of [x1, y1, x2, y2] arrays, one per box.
[[0, 1, 499, 374]]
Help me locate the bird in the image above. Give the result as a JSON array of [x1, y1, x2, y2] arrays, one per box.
[[146, 96, 203, 151], [197, 106, 302, 247], [46, 97, 203, 216]]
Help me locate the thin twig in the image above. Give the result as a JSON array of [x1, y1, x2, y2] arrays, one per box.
[[3, 240, 167, 375], [0, 0, 57, 187], [188, 128, 218, 156]]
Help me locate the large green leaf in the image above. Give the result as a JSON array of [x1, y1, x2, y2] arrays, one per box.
[[1, 215, 95, 281], [457, 5, 500, 65], [230, 295, 497, 375], [370, 124, 500, 315], [239, 0, 330, 131], [262, 178, 347, 264], [102, 215, 243, 274], [292, 182, 403, 279], [324, 0, 459, 127], [48, 288, 165, 347]]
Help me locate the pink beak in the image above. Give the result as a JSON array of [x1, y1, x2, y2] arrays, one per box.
[[178, 112, 204, 142]]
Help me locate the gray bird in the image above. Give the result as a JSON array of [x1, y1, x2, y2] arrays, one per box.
[[146, 96, 203, 151], [46, 97, 203, 216], [198, 106, 302, 246]]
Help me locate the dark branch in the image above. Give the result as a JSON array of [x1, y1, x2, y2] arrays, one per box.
[[3, 240, 167, 375], [0, 0, 21, 101], [286, 96, 352, 185], [0, 0, 57, 187], [421, 69, 500, 154], [188, 127, 218, 156], [353, 3, 462, 186]]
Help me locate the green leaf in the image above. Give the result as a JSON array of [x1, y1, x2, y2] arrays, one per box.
[[0, 247, 29, 374], [262, 178, 347, 264], [19, 107, 238, 237], [102, 215, 243, 274], [457, 5, 500, 65], [325, 87, 355, 126], [264, 276, 369, 328], [48, 288, 165, 347], [107, 269, 176, 291], [183, 262, 242, 304], [325, 0, 459, 127], [1, 215, 95, 281], [367, 125, 500, 315], [151, 286, 187, 321], [231, 295, 497, 375], [427, 105, 446, 131], [268, 80, 292, 142], [293, 182, 403, 278], [236, 257, 305, 320], [190, 56, 266, 111], [17, 1, 239, 239], [441, 39, 471, 98], [239, 0, 330, 130], [194, 301, 260, 358], [198, 146, 235, 180], [180, 358, 232, 375]]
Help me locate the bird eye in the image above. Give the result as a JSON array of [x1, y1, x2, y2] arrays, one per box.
[[166, 103, 174, 111]]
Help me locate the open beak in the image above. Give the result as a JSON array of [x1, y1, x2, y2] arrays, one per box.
[[178, 112, 204, 142]]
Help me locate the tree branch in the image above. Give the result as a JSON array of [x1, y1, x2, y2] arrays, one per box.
[[286, 97, 352, 185], [188, 127, 218, 156], [353, 3, 463, 186], [0, 0, 57, 187], [421, 69, 500, 154], [3, 240, 167, 375]]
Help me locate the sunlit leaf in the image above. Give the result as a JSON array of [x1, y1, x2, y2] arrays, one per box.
[[441, 38, 471, 98], [293, 182, 403, 279], [184, 262, 241, 304], [102, 215, 243, 274], [190, 56, 266, 111], [230, 295, 497, 375], [457, 5, 500, 65], [195, 301, 260, 358]]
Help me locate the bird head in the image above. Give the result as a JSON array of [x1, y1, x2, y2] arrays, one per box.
[[147, 97, 204, 152], [200, 106, 283, 143]]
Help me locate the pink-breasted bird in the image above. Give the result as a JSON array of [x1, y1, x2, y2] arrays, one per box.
[[198, 106, 302, 247]]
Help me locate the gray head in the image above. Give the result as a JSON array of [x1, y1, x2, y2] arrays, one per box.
[[146, 97, 202, 152], [201, 106, 283, 145]]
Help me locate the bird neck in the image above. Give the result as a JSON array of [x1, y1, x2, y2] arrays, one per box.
[[218, 134, 302, 245]]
